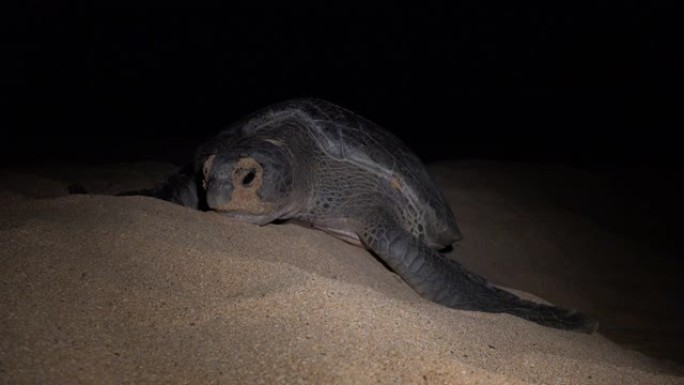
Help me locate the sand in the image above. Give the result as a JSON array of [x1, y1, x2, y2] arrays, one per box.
[[0, 161, 682, 384]]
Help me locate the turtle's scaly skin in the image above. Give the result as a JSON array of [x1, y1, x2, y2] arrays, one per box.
[[146, 98, 598, 333]]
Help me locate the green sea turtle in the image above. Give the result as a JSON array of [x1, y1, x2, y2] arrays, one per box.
[[143, 98, 597, 332]]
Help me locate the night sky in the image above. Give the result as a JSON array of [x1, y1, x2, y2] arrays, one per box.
[[3, 4, 681, 167]]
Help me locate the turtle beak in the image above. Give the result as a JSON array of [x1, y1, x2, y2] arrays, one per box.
[[205, 179, 232, 210]]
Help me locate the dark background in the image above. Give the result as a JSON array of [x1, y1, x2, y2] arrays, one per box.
[[2, 4, 681, 167], [3, 4, 684, 365]]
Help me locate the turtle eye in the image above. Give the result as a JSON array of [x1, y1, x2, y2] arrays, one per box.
[[242, 169, 256, 186]]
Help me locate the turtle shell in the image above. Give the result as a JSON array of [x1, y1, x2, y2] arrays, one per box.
[[201, 98, 461, 246]]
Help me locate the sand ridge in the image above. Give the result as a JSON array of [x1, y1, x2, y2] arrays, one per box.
[[0, 162, 681, 384]]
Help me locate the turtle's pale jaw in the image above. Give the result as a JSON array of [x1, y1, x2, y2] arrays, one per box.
[[213, 198, 302, 226], [206, 181, 279, 225], [217, 211, 280, 226]]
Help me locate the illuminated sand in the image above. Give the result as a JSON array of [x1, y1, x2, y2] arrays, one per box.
[[1, 161, 681, 384]]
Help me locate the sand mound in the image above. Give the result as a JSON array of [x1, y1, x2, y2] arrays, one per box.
[[0, 162, 681, 384]]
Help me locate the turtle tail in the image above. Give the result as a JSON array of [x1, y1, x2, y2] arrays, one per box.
[[360, 211, 598, 333]]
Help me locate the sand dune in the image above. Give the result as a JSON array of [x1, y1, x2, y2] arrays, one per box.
[[1, 161, 681, 384]]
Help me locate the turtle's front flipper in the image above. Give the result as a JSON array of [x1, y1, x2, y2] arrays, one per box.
[[118, 164, 204, 210], [358, 211, 598, 333]]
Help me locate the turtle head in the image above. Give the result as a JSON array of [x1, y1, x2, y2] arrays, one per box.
[[200, 138, 298, 225]]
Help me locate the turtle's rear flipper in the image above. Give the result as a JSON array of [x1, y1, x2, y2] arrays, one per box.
[[359, 210, 598, 333]]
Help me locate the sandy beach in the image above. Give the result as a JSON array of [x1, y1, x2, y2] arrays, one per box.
[[1, 160, 681, 384]]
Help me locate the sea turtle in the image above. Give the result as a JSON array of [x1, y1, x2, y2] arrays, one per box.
[[142, 98, 598, 332]]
